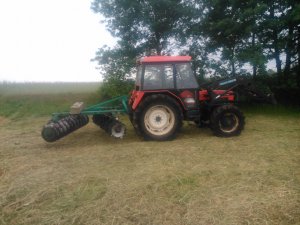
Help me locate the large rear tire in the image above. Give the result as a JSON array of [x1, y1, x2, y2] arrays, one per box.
[[133, 94, 183, 141], [210, 105, 245, 137]]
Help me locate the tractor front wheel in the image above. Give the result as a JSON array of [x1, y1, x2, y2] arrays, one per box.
[[210, 105, 245, 137], [133, 95, 183, 141]]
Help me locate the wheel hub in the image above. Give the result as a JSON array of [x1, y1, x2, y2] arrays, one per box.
[[155, 116, 162, 123]]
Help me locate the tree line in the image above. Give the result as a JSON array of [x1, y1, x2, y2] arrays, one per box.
[[91, 0, 300, 104]]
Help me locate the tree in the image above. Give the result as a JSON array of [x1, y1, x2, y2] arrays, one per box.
[[237, 0, 268, 77], [91, 45, 137, 97], [283, 1, 300, 79], [189, 0, 264, 77], [91, 0, 300, 93], [91, 0, 187, 55], [259, 0, 300, 80], [91, 0, 190, 97]]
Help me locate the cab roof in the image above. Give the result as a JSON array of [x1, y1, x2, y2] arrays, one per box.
[[139, 55, 192, 63]]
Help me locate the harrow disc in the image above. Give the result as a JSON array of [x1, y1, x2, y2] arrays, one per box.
[[92, 114, 126, 138], [41, 114, 89, 142], [92, 114, 111, 130]]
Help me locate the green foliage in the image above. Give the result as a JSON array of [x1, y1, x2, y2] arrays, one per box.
[[91, 0, 191, 98], [92, 0, 186, 55], [91, 0, 300, 105], [98, 78, 134, 100], [93, 46, 137, 84]]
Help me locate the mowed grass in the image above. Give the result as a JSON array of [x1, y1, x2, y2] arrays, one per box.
[[0, 84, 300, 225]]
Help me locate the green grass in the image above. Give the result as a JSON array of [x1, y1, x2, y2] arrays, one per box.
[[0, 93, 102, 118], [241, 103, 300, 117], [0, 82, 101, 96], [0, 82, 102, 118]]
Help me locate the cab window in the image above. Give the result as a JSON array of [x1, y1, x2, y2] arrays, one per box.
[[175, 63, 199, 89], [135, 65, 142, 90], [143, 64, 174, 90]]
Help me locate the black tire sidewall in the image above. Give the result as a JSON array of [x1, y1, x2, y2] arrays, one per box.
[[210, 105, 244, 137]]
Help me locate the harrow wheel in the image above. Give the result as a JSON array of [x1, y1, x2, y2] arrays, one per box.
[[133, 94, 183, 141], [210, 105, 245, 137]]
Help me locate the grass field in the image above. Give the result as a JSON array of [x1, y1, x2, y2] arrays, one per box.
[[0, 82, 101, 118], [0, 83, 300, 225], [0, 82, 100, 96]]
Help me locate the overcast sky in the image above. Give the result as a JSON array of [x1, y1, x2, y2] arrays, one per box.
[[0, 0, 115, 82]]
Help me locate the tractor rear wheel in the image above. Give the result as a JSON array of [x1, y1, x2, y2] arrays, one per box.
[[210, 105, 245, 137], [133, 94, 183, 141]]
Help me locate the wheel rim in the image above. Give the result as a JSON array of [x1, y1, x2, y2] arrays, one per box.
[[144, 105, 175, 136], [219, 112, 239, 133]]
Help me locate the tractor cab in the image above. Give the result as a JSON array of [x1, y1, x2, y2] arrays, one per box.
[[129, 55, 202, 128], [135, 56, 199, 91]]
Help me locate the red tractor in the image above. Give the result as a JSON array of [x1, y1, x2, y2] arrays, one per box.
[[128, 55, 244, 141], [42, 55, 274, 142]]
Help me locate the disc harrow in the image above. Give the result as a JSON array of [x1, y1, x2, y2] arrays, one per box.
[[41, 95, 129, 142], [42, 115, 89, 142]]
